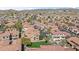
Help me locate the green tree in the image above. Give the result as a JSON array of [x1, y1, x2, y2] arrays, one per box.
[[39, 30, 46, 40], [21, 37, 32, 46], [45, 34, 52, 43], [0, 23, 6, 32], [21, 37, 32, 51], [15, 20, 23, 38], [47, 27, 52, 33], [59, 39, 67, 46], [27, 15, 36, 25], [45, 37, 48, 43]]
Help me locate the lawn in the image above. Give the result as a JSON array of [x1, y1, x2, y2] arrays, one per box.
[[28, 41, 51, 48]]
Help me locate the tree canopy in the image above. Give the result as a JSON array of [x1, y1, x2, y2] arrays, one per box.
[[21, 37, 32, 46], [15, 20, 23, 38], [15, 20, 23, 31], [39, 30, 46, 40], [0, 23, 5, 31]]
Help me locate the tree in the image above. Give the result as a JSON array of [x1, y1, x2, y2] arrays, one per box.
[[21, 37, 32, 46], [27, 15, 36, 24], [59, 39, 67, 46], [47, 27, 52, 33], [45, 37, 48, 43], [15, 20, 23, 38], [9, 33, 12, 45], [21, 37, 32, 51], [52, 41, 57, 45], [39, 30, 46, 40], [0, 23, 5, 31], [45, 34, 52, 43]]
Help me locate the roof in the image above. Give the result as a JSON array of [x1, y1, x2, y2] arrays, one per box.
[[0, 28, 19, 39], [22, 21, 31, 28], [24, 27, 39, 41], [23, 21, 40, 37], [0, 39, 21, 51], [67, 37, 79, 46], [50, 25, 70, 36], [0, 31, 10, 37], [23, 22, 40, 42], [51, 30, 70, 36], [5, 21, 15, 27], [0, 40, 10, 47], [27, 45, 75, 51]]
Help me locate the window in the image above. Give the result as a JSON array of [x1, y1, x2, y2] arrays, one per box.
[[34, 37, 36, 40], [54, 36, 60, 38], [6, 36, 8, 38], [16, 35, 17, 37], [3, 36, 5, 39], [61, 36, 65, 38]]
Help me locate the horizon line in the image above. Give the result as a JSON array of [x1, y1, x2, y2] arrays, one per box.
[[0, 7, 79, 10]]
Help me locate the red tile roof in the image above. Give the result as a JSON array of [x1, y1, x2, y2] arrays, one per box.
[[51, 30, 70, 36], [67, 37, 79, 48], [0, 39, 21, 51], [27, 45, 75, 51]]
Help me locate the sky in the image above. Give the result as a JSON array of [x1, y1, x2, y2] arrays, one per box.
[[0, 0, 79, 10]]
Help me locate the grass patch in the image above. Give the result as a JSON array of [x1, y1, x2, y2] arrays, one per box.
[[28, 41, 51, 48]]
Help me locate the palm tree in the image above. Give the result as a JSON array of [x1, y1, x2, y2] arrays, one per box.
[[47, 27, 52, 33], [9, 33, 12, 45], [15, 20, 23, 38]]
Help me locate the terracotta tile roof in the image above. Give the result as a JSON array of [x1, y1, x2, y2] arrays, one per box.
[[0, 31, 3, 34], [0, 39, 21, 51], [0, 31, 10, 37], [67, 37, 79, 46], [23, 22, 39, 36], [5, 21, 15, 27], [10, 30, 19, 35], [49, 25, 70, 36], [0, 30, 18, 36], [22, 21, 31, 28], [23, 21, 39, 42], [24, 27, 39, 42], [0, 40, 10, 47], [26, 27, 39, 35], [51, 29, 70, 36], [0, 28, 19, 40], [27, 45, 75, 51]]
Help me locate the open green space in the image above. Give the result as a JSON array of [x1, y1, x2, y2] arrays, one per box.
[[28, 41, 51, 48]]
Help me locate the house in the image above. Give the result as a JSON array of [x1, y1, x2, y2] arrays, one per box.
[[71, 28, 79, 36], [22, 21, 40, 42], [0, 28, 21, 51], [49, 25, 70, 42], [5, 20, 15, 27], [0, 39, 21, 51], [0, 28, 19, 41], [23, 27, 40, 42], [67, 37, 79, 51]]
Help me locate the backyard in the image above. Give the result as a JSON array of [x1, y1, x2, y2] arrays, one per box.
[[28, 41, 51, 48]]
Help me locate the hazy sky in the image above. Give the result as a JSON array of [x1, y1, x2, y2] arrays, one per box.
[[0, 0, 79, 10]]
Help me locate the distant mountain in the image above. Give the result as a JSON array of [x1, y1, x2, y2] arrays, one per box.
[[0, 7, 79, 10]]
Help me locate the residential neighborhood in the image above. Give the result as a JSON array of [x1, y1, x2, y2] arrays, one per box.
[[0, 8, 79, 51]]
